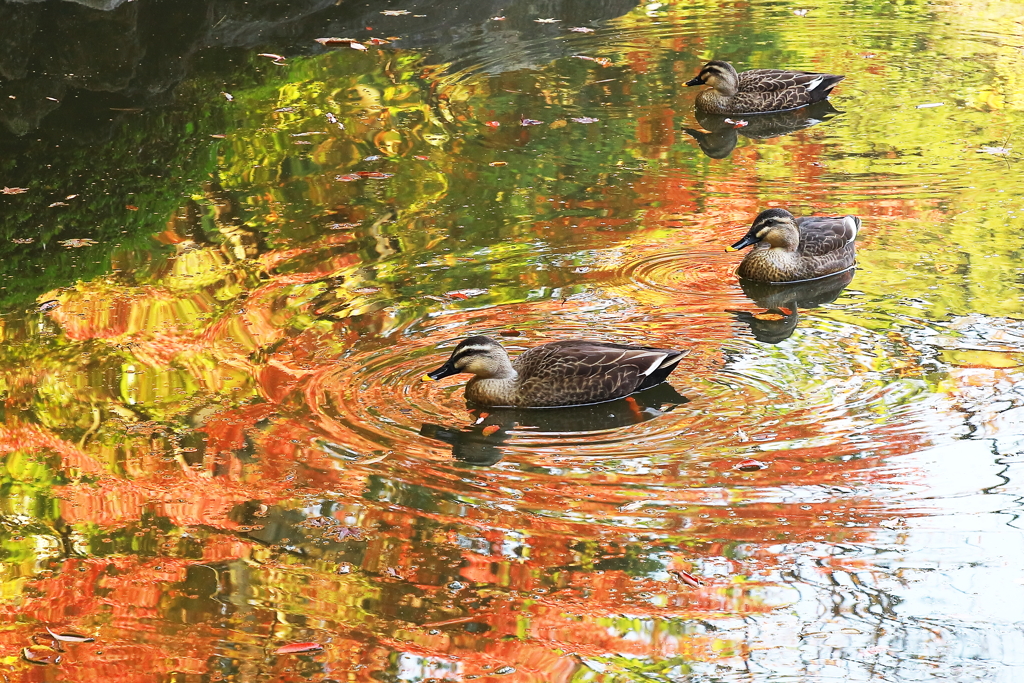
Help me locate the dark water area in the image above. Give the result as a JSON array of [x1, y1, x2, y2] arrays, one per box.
[[2, 0, 1024, 681]]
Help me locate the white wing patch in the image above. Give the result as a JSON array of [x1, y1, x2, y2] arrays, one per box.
[[639, 352, 669, 376], [843, 215, 860, 241], [804, 75, 824, 92]]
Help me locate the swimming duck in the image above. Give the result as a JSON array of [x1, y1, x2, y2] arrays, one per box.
[[685, 60, 844, 115], [422, 336, 687, 408], [727, 208, 860, 283]]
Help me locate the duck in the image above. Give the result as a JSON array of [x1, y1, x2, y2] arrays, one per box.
[[727, 208, 860, 283], [422, 336, 687, 408], [685, 60, 844, 115]]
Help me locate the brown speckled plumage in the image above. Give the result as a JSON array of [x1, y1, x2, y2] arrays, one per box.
[[729, 208, 860, 283], [686, 60, 844, 115], [424, 336, 687, 408]]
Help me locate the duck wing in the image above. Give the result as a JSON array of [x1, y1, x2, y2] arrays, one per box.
[[738, 69, 845, 95], [796, 215, 860, 257], [514, 341, 687, 405]]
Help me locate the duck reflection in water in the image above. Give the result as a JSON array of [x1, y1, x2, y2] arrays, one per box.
[[419, 382, 688, 466], [683, 100, 840, 159], [729, 269, 855, 343]]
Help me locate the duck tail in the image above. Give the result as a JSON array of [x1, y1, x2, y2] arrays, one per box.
[[810, 74, 845, 102], [637, 350, 687, 391], [844, 215, 861, 241]]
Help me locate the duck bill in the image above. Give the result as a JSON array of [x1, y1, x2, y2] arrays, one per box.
[[685, 76, 703, 87], [726, 234, 759, 252], [422, 360, 457, 382]]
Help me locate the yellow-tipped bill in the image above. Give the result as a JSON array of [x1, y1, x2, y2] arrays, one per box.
[[421, 373, 436, 382], [725, 245, 738, 252]]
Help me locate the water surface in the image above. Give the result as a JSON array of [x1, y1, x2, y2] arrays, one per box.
[[2, 0, 1024, 681]]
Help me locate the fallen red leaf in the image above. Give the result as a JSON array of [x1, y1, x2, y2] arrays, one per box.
[[126, 205, 138, 211], [669, 569, 704, 588], [481, 425, 500, 437], [735, 458, 767, 472], [484, 121, 500, 128], [275, 642, 324, 655]]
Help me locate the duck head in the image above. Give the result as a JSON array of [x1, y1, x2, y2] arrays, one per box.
[[422, 336, 515, 381], [727, 208, 800, 252], [685, 60, 740, 96]]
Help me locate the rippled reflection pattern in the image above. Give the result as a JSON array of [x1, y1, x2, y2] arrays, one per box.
[[3, 0, 1024, 681]]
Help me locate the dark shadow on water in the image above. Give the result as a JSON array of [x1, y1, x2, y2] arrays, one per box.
[[683, 100, 841, 159], [729, 269, 855, 343], [0, 0, 639, 139], [419, 382, 688, 466]]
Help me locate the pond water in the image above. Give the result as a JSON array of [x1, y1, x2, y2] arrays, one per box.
[[2, 0, 1024, 680]]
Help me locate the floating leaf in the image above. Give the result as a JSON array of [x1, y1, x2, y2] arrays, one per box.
[[349, 42, 367, 51], [735, 459, 767, 472], [793, 8, 809, 16], [367, 37, 390, 45], [484, 121, 501, 128], [573, 55, 612, 67], [571, 117, 599, 124], [381, 9, 410, 15], [446, 288, 488, 300], [336, 174, 360, 182], [916, 102, 944, 108], [221, 92, 233, 101], [489, 161, 507, 167], [315, 37, 358, 46], [22, 647, 61, 665], [59, 239, 98, 248], [724, 118, 749, 128], [669, 569, 704, 588], [520, 118, 543, 126], [274, 642, 324, 655], [414, 155, 430, 160], [46, 627, 95, 643], [355, 171, 394, 179], [126, 204, 139, 211], [420, 615, 478, 628], [12, 237, 34, 244], [569, 26, 595, 32], [535, 17, 560, 23], [258, 53, 286, 63], [1, 186, 28, 195]]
